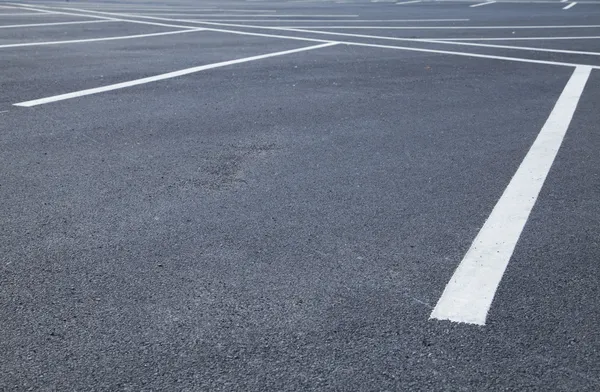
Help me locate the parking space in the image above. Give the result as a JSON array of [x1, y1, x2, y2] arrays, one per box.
[[2, 0, 600, 390]]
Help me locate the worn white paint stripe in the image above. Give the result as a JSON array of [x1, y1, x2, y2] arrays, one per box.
[[430, 66, 591, 326], [0, 19, 113, 29], [563, 2, 577, 9], [0, 28, 203, 49], [14, 42, 337, 107], [396, 0, 422, 4], [470, 1, 496, 7]]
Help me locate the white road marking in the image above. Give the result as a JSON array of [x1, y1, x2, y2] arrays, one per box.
[[470, 1, 496, 7], [0, 28, 204, 49], [0, 12, 61, 16], [430, 65, 591, 326], [421, 38, 600, 56], [432, 35, 600, 41], [16, 6, 600, 70], [396, 0, 422, 4], [271, 24, 600, 29], [561, 0, 568, 2], [185, 18, 471, 22], [563, 2, 577, 9], [13, 42, 337, 107], [7, 5, 220, 29], [133, 13, 361, 17], [0, 19, 113, 29]]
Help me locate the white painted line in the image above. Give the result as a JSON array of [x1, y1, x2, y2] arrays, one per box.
[[0, 19, 113, 29], [185, 19, 471, 22], [0, 110, 8, 114], [20, 6, 600, 69], [0, 12, 61, 16], [270, 24, 600, 29], [7, 5, 217, 29], [13, 42, 337, 107], [561, 0, 568, 2], [563, 2, 577, 9], [470, 1, 496, 7], [396, 0, 422, 4], [0, 28, 203, 49], [424, 38, 600, 56], [432, 35, 600, 41], [134, 13, 361, 17], [430, 65, 591, 326]]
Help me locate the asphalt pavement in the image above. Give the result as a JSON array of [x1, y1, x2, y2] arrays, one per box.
[[1, 0, 600, 390]]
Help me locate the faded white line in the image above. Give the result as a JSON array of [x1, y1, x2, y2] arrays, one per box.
[[431, 35, 600, 41], [470, 1, 496, 7], [0, 19, 113, 29], [14, 42, 337, 107], [396, 0, 422, 4], [0, 28, 203, 49], [563, 2, 577, 9], [430, 66, 591, 325]]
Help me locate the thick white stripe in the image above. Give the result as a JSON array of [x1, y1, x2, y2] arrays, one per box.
[[430, 66, 591, 325], [14, 42, 337, 107], [563, 2, 577, 9]]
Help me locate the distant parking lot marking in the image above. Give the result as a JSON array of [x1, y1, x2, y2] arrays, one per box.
[[563, 2, 577, 9], [0, 28, 204, 49], [0, 20, 114, 29], [470, 1, 496, 7], [14, 42, 337, 107], [431, 65, 591, 325]]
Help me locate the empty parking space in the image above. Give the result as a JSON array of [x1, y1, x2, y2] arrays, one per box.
[[2, 0, 600, 390]]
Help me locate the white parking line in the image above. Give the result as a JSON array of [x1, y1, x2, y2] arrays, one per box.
[[421, 38, 600, 56], [430, 65, 591, 325], [0, 19, 113, 29], [0, 28, 204, 49], [13, 42, 338, 107], [13, 5, 600, 70], [563, 2, 577, 9], [133, 13, 361, 17], [396, 0, 422, 4], [185, 19, 471, 22], [470, 1, 496, 7], [0, 12, 61, 16], [432, 36, 600, 41], [269, 25, 600, 29]]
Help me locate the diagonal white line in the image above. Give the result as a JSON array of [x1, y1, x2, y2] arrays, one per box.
[[430, 66, 592, 325], [14, 42, 338, 107], [0, 28, 203, 49]]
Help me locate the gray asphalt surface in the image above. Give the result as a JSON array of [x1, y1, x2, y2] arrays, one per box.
[[1, 0, 600, 390]]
